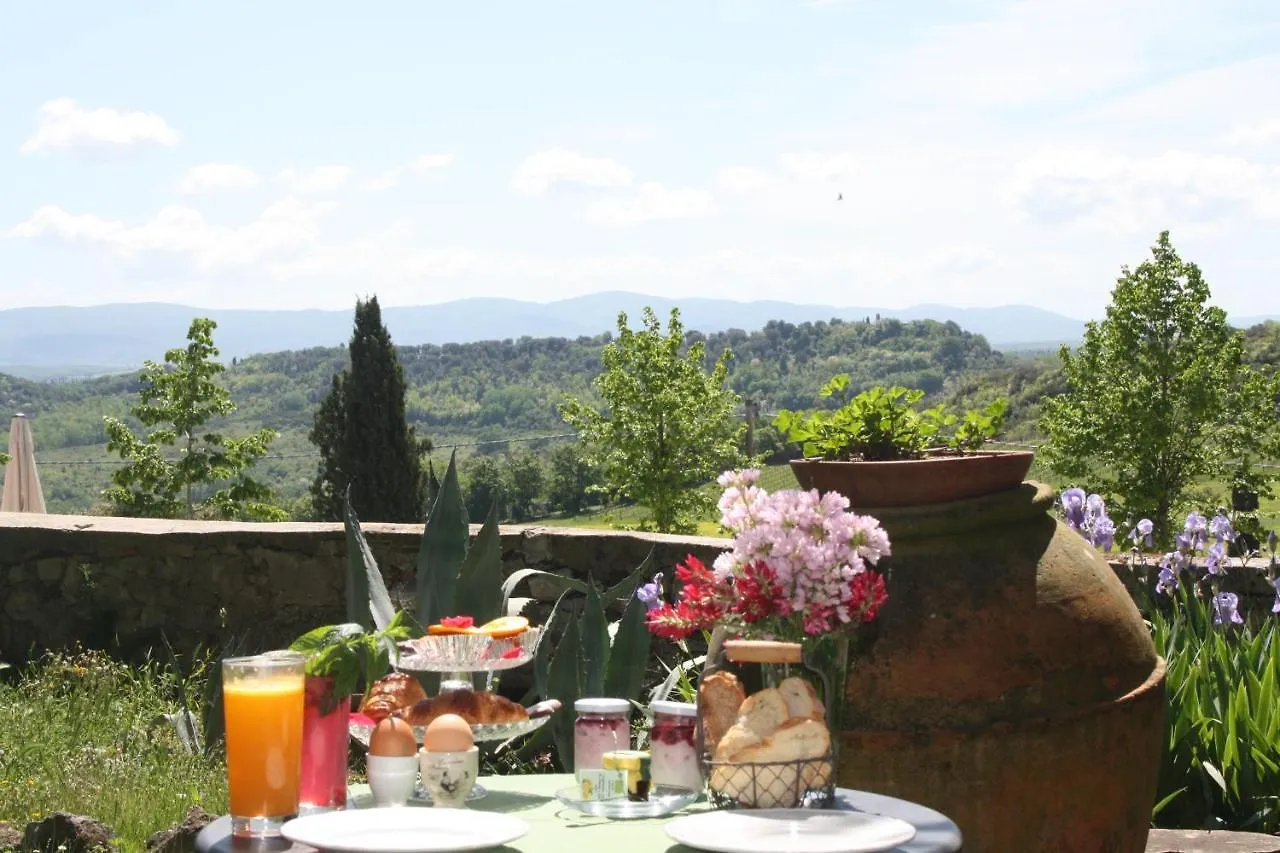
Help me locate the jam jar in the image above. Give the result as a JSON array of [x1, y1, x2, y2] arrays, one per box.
[[649, 700, 701, 790], [574, 698, 631, 774]]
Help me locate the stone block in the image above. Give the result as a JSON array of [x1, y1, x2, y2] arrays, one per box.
[[36, 558, 65, 584], [144, 805, 214, 853], [1146, 828, 1280, 853]]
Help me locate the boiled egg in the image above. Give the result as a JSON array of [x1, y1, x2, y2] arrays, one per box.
[[369, 717, 417, 757], [422, 713, 474, 753]]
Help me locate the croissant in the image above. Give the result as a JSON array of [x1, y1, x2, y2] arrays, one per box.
[[359, 673, 428, 723], [393, 688, 530, 727]]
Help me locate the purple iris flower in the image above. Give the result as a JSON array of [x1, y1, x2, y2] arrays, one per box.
[[1212, 592, 1244, 626], [1155, 566, 1179, 596], [1085, 494, 1106, 521], [1184, 513, 1208, 550], [1209, 513, 1235, 543], [635, 573, 664, 611], [1176, 533, 1192, 553], [1128, 519, 1154, 549], [1269, 530, 1278, 556], [1091, 516, 1117, 553], [1205, 541, 1228, 576], [1272, 578, 1280, 615], [1061, 488, 1087, 531]]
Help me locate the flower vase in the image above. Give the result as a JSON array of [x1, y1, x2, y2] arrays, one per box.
[[299, 675, 350, 813]]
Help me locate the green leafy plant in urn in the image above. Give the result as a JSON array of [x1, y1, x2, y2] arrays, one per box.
[[773, 379, 1166, 853]]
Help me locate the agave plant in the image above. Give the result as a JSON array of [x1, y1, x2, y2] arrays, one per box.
[[344, 449, 656, 771]]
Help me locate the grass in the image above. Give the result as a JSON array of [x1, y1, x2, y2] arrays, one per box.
[[0, 649, 227, 849]]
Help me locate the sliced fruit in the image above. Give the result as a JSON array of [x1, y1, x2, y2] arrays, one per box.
[[477, 616, 530, 638], [427, 617, 478, 630]]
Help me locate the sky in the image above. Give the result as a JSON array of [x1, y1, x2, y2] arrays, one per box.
[[2, 0, 1279, 320]]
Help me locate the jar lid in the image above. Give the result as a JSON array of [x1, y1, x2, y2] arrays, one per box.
[[650, 700, 697, 718], [575, 698, 631, 714]]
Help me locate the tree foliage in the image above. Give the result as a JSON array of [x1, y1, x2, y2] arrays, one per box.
[[102, 318, 284, 520], [506, 449, 545, 522], [547, 442, 599, 514], [560, 307, 744, 533], [1041, 231, 1280, 543], [310, 297, 430, 522]]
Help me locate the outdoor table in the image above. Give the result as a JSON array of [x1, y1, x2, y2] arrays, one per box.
[[195, 773, 963, 852]]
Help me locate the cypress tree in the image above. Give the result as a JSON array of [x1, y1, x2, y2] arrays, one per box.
[[310, 296, 429, 521]]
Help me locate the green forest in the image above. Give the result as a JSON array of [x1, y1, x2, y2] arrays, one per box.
[[3, 314, 1278, 518]]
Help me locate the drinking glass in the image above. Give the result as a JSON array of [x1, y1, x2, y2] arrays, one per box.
[[222, 651, 306, 838], [298, 674, 351, 812]]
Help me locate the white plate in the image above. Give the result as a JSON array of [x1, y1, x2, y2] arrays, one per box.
[[665, 808, 917, 853], [282, 806, 528, 852]]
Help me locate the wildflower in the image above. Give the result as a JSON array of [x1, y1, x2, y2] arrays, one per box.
[[1184, 512, 1208, 550], [1209, 513, 1235, 543], [1061, 488, 1087, 530], [1128, 519, 1154, 549], [1212, 592, 1244, 626], [1085, 493, 1107, 521], [635, 573, 664, 612], [1091, 516, 1117, 552], [1272, 578, 1280, 615], [1204, 542, 1228, 576]]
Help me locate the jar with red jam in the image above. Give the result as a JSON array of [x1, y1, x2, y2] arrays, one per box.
[[649, 700, 701, 790], [574, 698, 631, 774]]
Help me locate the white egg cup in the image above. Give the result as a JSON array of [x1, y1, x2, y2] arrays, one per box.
[[418, 746, 479, 808], [366, 754, 419, 807]]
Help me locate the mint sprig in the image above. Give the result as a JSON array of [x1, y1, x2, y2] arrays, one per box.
[[290, 610, 415, 714]]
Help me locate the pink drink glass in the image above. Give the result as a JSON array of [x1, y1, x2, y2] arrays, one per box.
[[298, 675, 350, 812]]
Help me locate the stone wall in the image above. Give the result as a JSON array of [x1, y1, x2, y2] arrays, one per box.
[[0, 512, 727, 664]]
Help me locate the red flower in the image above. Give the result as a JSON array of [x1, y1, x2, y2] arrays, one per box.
[[733, 561, 780, 624], [645, 556, 729, 639], [847, 571, 888, 624], [440, 615, 475, 629]]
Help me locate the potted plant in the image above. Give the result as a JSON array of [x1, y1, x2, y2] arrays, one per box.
[[289, 612, 414, 812], [774, 377, 1031, 507]]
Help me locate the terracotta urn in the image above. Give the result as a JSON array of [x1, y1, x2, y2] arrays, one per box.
[[834, 480, 1165, 853], [790, 450, 1034, 508]]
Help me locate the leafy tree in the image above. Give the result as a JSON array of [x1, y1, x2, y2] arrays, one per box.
[[547, 442, 598, 514], [102, 318, 284, 520], [310, 296, 430, 522], [506, 449, 545, 522], [560, 307, 744, 533], [464, 455, 507, 522], [1041, 231, 1280, 544]]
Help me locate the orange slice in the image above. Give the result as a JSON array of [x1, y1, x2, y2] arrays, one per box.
[[477, 616, 530, 639], [427, 624, 481, 636]]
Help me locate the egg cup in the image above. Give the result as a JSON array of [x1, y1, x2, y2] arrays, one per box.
[[367, 754, 419, 807], [418, 746, 479, 808]]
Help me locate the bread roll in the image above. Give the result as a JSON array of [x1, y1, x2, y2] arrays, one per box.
[[736, 688, 790, 738], [709, 718, 832, 808], [697, 671, 745, 754], [359, 673, 428, 722], [778, 676, 825, 721], [393, 688, 529, 727]]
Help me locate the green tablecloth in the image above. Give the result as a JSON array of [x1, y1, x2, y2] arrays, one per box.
[[197, 773, 962, 852]]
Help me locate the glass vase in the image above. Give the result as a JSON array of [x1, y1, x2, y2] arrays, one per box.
[[299, 675, 350, 813]]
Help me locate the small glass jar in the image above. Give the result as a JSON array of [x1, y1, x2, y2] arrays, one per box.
[[574, 698, 631, 774], [648, 700, 701, 790]]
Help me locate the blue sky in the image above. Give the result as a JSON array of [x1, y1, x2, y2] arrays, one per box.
[[3, 0, 1279, 318]]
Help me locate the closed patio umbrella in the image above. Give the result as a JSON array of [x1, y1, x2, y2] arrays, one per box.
[[2, 413, 47, 513]]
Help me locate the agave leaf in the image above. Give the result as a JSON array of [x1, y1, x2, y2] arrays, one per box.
[[534, 590, 571, 702], [344, 490, 395, 631], [546, 615, 583, 771], [454, 498, 504, 626], [416, 451, 469, 627], [603, 547, 658, 607], [581, 581, 610, 696], [426, 459, 442, 509], [501, 569, 587, 613], [602, 591, 653, 703]]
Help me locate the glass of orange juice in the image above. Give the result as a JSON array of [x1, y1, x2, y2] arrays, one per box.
[[222, 650, 306, 838]]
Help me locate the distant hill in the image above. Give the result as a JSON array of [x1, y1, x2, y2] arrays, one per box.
[[0, 295, 1091, 378]]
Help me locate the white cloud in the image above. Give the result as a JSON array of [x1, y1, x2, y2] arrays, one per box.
[[779, 151, 857, 182], [5, 199, 336, 269], [178, 163, 261, 194], [275, 165, 351, 194], [19, 97, 180, 154], [1009, 147, 1280, 232], [716, 166, 777, 195], [361, 153, 454, 191], [582, 183, 716, 226], [1223, 120, 1280, 148], [510, 148, 633, 195]]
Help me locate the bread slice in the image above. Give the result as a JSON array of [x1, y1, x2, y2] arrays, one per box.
[[736, 688, 790, 738], [697, 671, 745, 754], [713, 723, 761, 761], [778, 676, 825, 721]]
